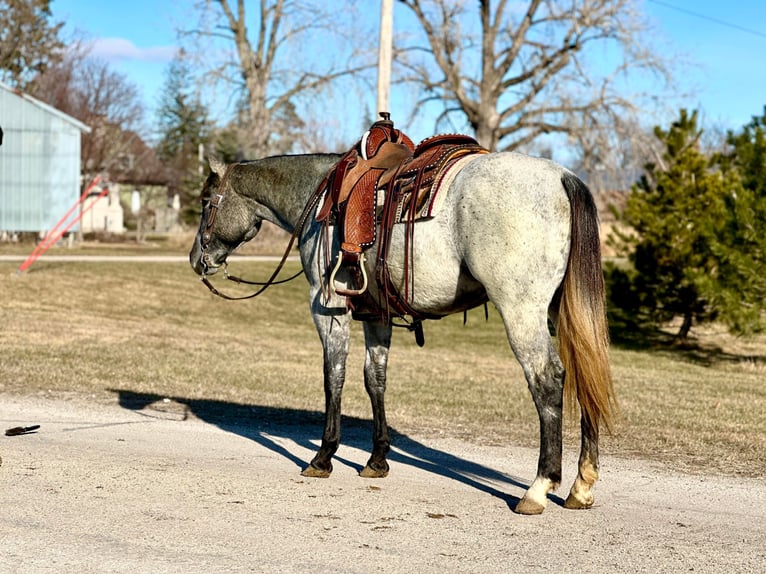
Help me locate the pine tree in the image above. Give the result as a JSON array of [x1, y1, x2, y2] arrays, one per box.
[[610, 109, 766, 339], [155, 51, 211, 224], [725, 107, 766, 196], [711, 108, 766, 333]]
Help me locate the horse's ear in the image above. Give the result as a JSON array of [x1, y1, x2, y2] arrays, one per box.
[[208, 157, 226, 177]]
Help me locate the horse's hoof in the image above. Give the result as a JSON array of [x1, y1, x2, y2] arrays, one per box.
[[359, 465, 389, 478], [514, 496, 546, 515], [564, 491, 594, 510], [301, 464, 332, 478]]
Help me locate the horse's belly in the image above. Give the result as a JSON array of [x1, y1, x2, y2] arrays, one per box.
[[367, 219, 486, 315]]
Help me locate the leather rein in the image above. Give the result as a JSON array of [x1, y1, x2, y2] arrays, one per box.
[[198, 163, 327, 301]]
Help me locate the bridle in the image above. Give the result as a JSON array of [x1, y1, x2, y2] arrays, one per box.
[[199, 190, 225, 276], [198, 162, 329, 301]]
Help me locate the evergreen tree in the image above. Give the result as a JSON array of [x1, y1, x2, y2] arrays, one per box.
[[155, 51, 211, 224], [211, 125, 246, 164], [713, 108, 766, 332], [610, 109, 766, 339], [723, 107, 766, 197]]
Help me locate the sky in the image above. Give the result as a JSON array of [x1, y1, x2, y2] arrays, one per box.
[[48, 0, 766, 141]]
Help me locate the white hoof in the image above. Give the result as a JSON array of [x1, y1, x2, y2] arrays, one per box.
[[516, 477, 555, 515]]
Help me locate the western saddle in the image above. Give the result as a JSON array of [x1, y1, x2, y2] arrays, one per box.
[[315, 114, 488, 333]]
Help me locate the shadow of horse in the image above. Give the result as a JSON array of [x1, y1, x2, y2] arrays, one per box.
[[109, 389, 566, 510]]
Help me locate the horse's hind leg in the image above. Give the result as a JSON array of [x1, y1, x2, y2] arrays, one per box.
[[497, 306, 565, 515], [359, 321, 393, 478], [302, 310, 351, 478], [565, 416, 599, 509]]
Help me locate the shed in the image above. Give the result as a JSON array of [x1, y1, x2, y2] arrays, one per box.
[[0, 81, 90, 233]]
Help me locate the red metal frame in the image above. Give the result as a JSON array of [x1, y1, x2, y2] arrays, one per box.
[[17, 176, 106, 273]]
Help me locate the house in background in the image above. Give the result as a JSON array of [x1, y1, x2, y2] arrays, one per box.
[[79, 183, 125, 234], [0, 81, 91, 236], [110, 132, 177, 236]]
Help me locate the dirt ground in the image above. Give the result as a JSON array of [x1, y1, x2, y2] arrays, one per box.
[[1, 393, 765, 574]]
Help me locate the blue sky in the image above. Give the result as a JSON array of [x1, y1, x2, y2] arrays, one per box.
[[49, 0, 766, 137]]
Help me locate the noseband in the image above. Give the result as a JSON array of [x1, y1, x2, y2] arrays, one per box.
[[198, 162, 327, 301], [199, 191, 225, 276]]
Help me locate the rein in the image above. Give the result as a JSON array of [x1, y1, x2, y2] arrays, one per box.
[[199, 164, 329, 301]]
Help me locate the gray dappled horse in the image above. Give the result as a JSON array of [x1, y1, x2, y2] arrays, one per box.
[[189, 151, 616, 515]]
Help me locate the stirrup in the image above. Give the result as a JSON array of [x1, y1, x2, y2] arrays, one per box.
[[329, 251, 368, 297]]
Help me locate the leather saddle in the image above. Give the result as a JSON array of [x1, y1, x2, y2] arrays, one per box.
[[315, 115, 487, 303], [316, 114, 414, 296]]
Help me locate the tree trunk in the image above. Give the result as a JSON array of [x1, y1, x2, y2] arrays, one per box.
[[475, 115, 499, 151], [677, 312, 693, 341]]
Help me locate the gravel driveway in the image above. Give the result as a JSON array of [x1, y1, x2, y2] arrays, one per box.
[[1, 394, 764, 573]]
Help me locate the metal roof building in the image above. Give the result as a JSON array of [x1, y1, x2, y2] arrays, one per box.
[[0, 81, 90, 232]]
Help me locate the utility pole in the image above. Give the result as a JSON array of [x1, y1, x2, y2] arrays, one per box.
[[377, 0, 393, 116]]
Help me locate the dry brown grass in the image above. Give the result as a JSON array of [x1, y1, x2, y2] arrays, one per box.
[[2, 257, 765, 478], [0, 221, 292, 257]]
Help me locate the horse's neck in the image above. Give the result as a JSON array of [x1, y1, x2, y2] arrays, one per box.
[[238, 154, 340, 233]]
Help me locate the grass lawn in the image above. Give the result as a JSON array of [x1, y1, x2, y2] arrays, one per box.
[[2, 256, 765, 478]]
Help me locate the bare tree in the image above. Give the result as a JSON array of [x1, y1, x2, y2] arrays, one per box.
[[29, 40, 147, 184], [566, 113, 663, 194], [397, 0, 675, 168], [182, 0, 375, 158]]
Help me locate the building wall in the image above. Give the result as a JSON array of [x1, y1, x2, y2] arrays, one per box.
[[0, 83, 88, 232], [80, 184, 125, 234]]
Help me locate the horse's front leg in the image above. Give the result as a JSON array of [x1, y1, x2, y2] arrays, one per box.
[[359, 321, 393, 478], [301, 309, 351, 478]]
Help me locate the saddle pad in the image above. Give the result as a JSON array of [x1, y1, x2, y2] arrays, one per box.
[[424, 152, 486, 218], [376, 150, 487, 223]]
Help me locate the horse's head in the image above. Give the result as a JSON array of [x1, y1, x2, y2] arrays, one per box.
[[189, 158, 263, 276]]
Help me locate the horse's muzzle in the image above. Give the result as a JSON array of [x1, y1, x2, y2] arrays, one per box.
[[189, 240, 219, 276], [200, 251, 221, 276]]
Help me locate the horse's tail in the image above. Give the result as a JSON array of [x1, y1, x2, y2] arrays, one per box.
[[557, 172, 616, 433]]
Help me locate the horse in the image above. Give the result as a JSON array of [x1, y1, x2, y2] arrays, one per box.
[[189, 150, 616, 515]]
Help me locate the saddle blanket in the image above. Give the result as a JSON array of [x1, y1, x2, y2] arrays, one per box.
[[376, 151, 485, 224], [315, 151, 485, 229], [412, 151, 484, 219]]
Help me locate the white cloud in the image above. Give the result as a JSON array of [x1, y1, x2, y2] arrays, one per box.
[[89, 37, 177, 63]]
